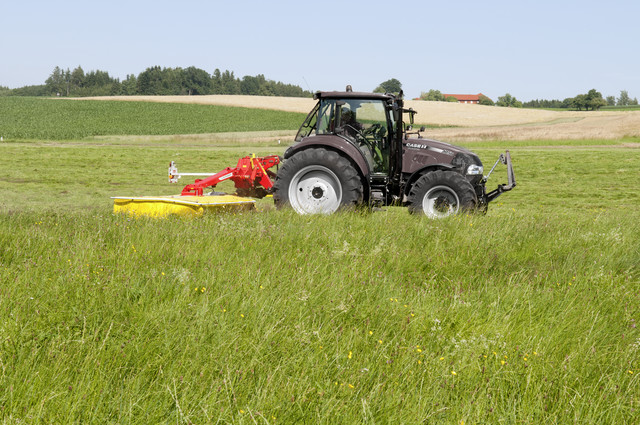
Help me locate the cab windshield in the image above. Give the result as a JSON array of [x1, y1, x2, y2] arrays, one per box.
[[317, 98, 391, 172]]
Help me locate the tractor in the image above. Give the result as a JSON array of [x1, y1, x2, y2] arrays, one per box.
[[272, 86, 515, 217], [113, 87, 515, 218]]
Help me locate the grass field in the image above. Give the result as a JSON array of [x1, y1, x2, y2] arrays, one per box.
[[0, 97, 305, 140], [1, 98, 639, 423]]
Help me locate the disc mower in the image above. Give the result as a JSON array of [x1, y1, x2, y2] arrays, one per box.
[[112, 155, 280, 217]]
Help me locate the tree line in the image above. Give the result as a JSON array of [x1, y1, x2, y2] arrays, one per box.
[[524, 90, 638, 109], [0, 66, 313, 98], [417, 87, 638, 111]]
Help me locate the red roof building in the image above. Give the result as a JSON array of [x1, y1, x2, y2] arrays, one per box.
[[442, 93, 489, 104]]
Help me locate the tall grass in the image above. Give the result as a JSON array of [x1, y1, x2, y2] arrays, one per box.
[[1, 112, 639, 422], [1, 206, 638, 423]]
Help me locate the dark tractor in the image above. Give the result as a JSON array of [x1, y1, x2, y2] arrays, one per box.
[[273, 87, 515, 217]]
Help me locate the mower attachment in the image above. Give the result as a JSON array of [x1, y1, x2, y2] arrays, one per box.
[[175, 155, 280, 197]]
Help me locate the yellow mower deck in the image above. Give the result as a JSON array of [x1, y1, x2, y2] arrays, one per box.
[[112, 195, 255, 218]]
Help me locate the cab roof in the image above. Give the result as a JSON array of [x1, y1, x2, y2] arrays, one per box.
[[313, 91, 395, 102]]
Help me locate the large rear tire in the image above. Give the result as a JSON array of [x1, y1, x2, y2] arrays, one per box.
[[408, 170, 477, 218], [273, 148, 363, 214]]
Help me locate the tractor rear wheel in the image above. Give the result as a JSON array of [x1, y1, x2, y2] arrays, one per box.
[[273, 148, 363, 214], [408, 170, 477, 218]]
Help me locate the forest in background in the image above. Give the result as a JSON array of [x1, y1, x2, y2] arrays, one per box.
[[0, 65, 312, 98]]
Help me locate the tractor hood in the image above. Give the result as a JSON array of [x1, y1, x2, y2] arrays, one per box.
[[404, 138, 472, 157], [402, 137, 483, 175]]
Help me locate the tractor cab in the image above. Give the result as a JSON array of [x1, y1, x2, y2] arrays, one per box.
[[294, 91, 396, 175]]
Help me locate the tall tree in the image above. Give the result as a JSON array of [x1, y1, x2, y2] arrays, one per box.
[[373, 78, 402, 94], [571, 94, 588, 111], [137, 66, 165, 95], [617, 90, 630, 106], [478, 94, 494, 106], [121, 74, 138, 95], [211, 69, 222, 94], [183, 67, 211, 95], [585, 89, 606, 111], [70, 66, 85, 92], [496, 93, 522, 108], [420, 89, 445, 101], [45, 66, 65, 95], [240, 75, 262, 95], [220, 70, 240, 94]]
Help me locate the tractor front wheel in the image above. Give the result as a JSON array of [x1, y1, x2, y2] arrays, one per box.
[[408, 170, 477, 218], [273, 148, 363, 214]]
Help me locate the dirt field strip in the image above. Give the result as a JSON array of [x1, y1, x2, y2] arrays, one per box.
[[82, 95, 316, 114], [423, 112, 640, 142]]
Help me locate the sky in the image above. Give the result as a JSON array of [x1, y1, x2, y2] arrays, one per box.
[[1, 0, 639, 102]]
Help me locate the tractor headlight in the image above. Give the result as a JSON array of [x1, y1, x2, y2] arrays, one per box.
[[466, 164, 484, 175]]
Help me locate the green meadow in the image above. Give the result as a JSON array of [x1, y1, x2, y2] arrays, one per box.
[[1, 98, 639, 423], [0, 97, 305, 139]]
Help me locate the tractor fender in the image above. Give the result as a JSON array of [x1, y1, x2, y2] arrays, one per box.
[[403, 164, 456, 196], [284, 135, 371, 178]]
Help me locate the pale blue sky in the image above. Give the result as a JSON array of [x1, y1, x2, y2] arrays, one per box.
[[1, 0, 638, 101]]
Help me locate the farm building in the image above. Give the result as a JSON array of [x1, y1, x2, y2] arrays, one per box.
[[442, 93, 490, 104]]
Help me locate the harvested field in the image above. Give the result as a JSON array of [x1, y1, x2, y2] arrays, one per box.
[[80, 95, 640, 141], [82, 95, 316, 114], [422, 111, 640, 142]]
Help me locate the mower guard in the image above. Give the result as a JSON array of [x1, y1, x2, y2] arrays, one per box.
[[485, 150, 516, 203], [112, 194, 255, 217]]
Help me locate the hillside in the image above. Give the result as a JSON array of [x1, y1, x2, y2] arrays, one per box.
[[79, 95, 640, 141]]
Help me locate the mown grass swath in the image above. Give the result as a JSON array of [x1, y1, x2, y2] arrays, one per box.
[[0, 99, 639, 423]]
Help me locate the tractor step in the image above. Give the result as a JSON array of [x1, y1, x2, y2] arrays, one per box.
[[112, 194, 255, 218]]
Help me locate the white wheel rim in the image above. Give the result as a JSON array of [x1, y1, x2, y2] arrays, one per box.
[[288, 165, 342, 214], [422, 185, 460, 218]]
